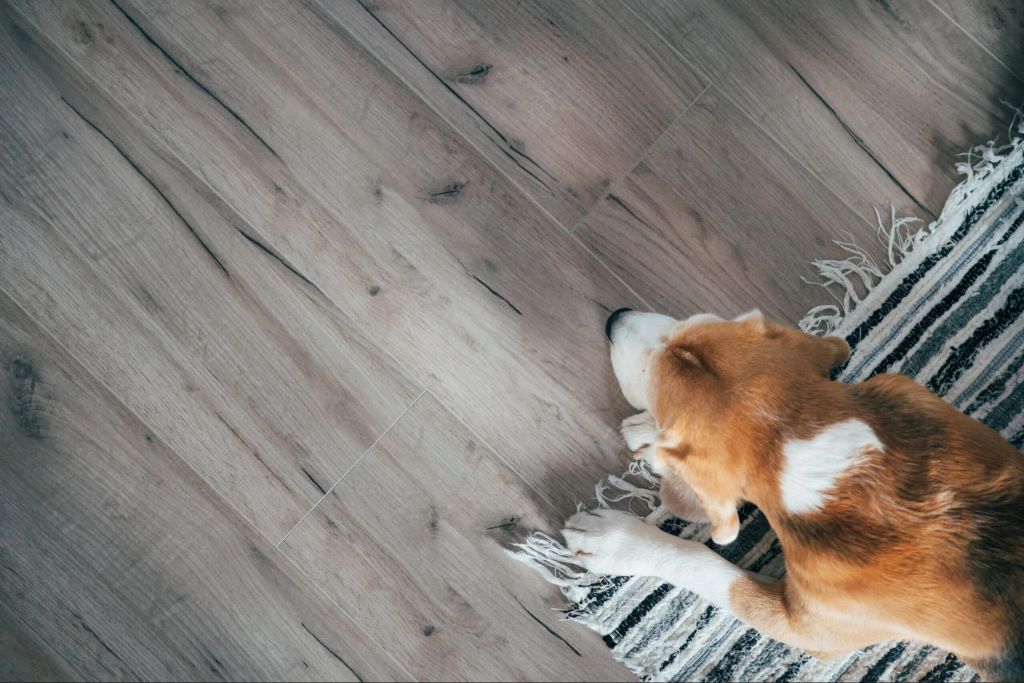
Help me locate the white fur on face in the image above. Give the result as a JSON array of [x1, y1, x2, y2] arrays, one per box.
[[607, 312, 723, 410], [562, 509, 744, 608], [780, 419, 884, 514], [607, 312, 676, 410]]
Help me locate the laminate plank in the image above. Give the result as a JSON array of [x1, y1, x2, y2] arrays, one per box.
[[0, 599, 78, 683], [0, 290, 409, 682], [11, 0, 645, 512], [629, 0, 1024, 220], [931, 0, 1024, 82], [0, 6, 421, 540], [575, 86, 881, 325], [317, 0, 707, 227], [281, 392, 631, 682]]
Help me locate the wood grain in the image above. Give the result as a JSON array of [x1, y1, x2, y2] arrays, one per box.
[[10, 0, 645, 514], [931, 0, 1024, 82], [575, 86, 881, 325], [317, 0, 707, 227], [3, 0, 1019, 679], [281, 392, 631, 681], [0, 599, 78, 683], [0, 5, 421, 540], [629, 0, 1024, 220], [0, 290, 409, 682]]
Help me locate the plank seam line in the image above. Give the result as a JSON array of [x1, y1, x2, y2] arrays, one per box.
[[275, 387, 428, 547], [4, 12, 420, 679], [618, 0, 930, 232], [0, 284, 417, 679], [569, 81, 712, 241], [926, 0, 1024, 86]]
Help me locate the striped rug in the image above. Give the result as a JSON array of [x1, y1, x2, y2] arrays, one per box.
[[512, 124, 1024, 682]]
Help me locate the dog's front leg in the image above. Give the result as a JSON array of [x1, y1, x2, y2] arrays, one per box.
[[562, 510, 870, 659], [562, 509, 744, 608]]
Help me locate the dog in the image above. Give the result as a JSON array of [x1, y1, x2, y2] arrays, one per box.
[[562, 308, 1024, 679]]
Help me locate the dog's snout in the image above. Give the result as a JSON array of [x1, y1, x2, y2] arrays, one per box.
[[605, 308, 634, 342]]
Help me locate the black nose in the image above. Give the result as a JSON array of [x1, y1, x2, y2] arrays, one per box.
[[605, 307, 633, 341]]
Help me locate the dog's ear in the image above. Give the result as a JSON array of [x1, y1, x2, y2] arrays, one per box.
[[734, 309, 766, 333], [669, 344, 713, 375], [804, 333, 850, 376]]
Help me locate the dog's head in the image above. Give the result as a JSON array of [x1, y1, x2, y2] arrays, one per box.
[[605, 308, 849, 543]]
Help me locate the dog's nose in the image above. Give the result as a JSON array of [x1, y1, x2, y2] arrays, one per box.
[[605, 308, 633, 342]]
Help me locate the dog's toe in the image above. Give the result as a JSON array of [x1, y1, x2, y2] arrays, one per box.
[[621, 411, 658, 452], [561, 509, 671, 576]]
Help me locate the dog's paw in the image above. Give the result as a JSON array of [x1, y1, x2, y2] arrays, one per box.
[[562, 509, 673, 577], [621, 412, 665, 472], [621, 412, 657, 451]]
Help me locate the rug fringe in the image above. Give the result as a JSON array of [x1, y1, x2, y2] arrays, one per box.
[[507, 461, 663, 611], [799, 116, 1024, 336]]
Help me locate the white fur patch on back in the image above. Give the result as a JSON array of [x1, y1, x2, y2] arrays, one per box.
[[780, 419, 883, 514]]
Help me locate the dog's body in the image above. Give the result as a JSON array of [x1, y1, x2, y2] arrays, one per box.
[[563, 310, 1024, 678]]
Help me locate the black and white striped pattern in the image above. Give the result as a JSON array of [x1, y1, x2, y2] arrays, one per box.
[[513, 130, 1023, 682]]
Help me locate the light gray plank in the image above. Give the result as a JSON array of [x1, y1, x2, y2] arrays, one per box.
[[282, 392, 631, 682], [575, 86, 882, 325], [316, 0, 707, 227], [0, 599, 78, 683], [0, 4, 421, 540], [11, 0, 645, 513], [931, 0, 1024, 82], [629, 0, 1024, 220], [0, 290, 409, 682]]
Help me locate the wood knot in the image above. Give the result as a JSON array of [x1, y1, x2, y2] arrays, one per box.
[[451, 63, 492, 84], [73, 21, 94, 45], [485, 517, 519, 533], [7, 355, 47, 441], [424, 182, 465, 204]]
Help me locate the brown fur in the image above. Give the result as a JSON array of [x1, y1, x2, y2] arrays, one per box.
[[648, 316, 1024, 678]]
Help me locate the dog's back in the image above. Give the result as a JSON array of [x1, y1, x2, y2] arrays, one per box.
[[790, 373, 1024, 674]]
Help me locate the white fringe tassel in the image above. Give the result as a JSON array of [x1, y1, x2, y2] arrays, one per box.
[[799, 116, 1024, 336], [506, 460, 664, 610], [508, 114, 1024, 636]]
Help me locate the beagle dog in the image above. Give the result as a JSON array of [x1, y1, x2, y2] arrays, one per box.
[[563, 309, 1024, 679]]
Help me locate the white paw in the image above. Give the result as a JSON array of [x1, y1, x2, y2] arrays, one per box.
[[620, 412, 657, 452], [562, 509, 675, 577], [621, 412, 665, 473]]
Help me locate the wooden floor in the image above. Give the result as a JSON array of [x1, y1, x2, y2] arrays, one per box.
[[1, 1, 1022, 680]]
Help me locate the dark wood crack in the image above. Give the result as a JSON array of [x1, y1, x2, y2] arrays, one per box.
[[607, 193, 656, 231], [786, 62, 935, 220], [471, 275, 523, 316], [107, 0, 280, 160], [301, 467, 327, 495], [232, 225, 326, 296], [213, 410, 295, 495], [300, 623, 364, 682], [512, 596, 581, 657], [485, 517, 518, 531], [61, 96, 230, 275], [350, 0, 555, 191], [70, 609, 137, 677]]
